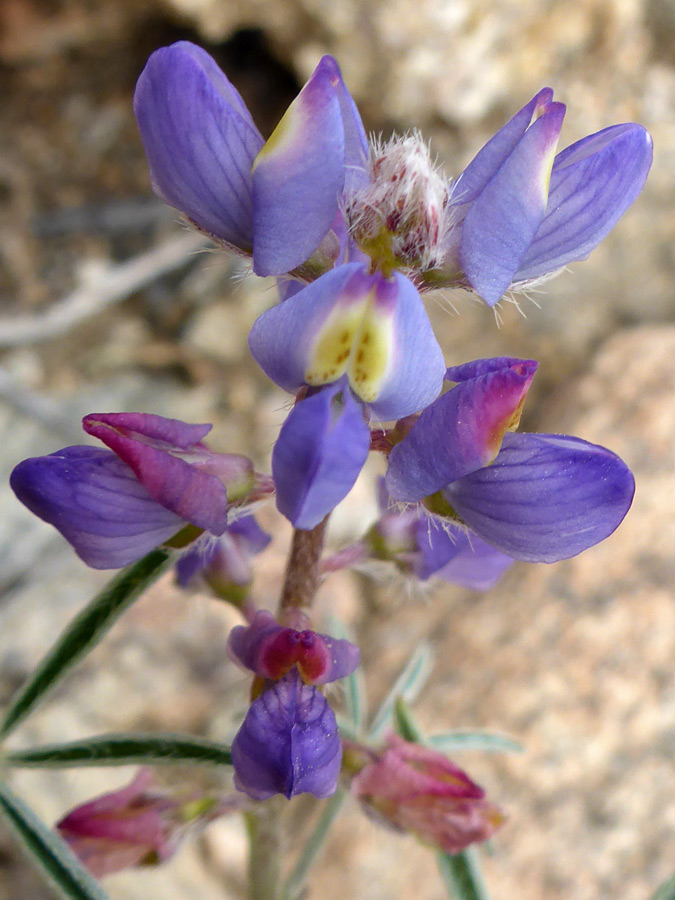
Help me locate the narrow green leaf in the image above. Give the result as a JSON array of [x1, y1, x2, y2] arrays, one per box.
[[0, 780, 112, 900], [368, 643, 433, 740], [650, 874, 675, 900], [393, 696, 425, 743], [437, 847, 490, 900], [427, 731, 524, 754], [5, 733, 232, 769], [0, 549, 174, 740]]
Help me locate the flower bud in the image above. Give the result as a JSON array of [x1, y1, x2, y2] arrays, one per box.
[[344, 735, 505, 854]]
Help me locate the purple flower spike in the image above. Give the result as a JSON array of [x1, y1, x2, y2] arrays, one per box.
[[232, 671, 342, 800], [134, 42, 264, 249], [10, 446, 187, 569], [83, 413, 229, 536], [386, 358, 537, 501], [272, 382, 370, 530], [229, 610, 359, 685], [445, 432, 635, 563], [249, 263, 445, 421]]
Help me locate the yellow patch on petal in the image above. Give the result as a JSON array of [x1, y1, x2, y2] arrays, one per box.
[[252, 102, 301, 169], [305, 300, 368, 386], [304, 289, 395, 403], [348, 305, 393, 403], [539, 143, 557, 205]]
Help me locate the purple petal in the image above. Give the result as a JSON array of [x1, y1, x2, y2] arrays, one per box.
[[133, 42, 264, 249], [227, 515, 272, 554], [459, 102, 566, 306], [386, 359, 537, 501], [453, 88, 554, 204], [83, 413, 228, 536], [435, 532, 514, 590], [229, 610, 282, 672], [314, 635, 360, 684], [445, 432, 635, 563], [515, 124, 653, 281], [252, 56, 346, 275], [232, 671, 341, 800], [412, 518, 466, 579], [10, 447, 185, 569], [249, 264, 445, 420], [249, 263, 362, 394], [272, 383, 370, 530], [328, 62, 369, 194]]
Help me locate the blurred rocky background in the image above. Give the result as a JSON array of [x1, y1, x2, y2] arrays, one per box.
[[0, 0, 673, 898]]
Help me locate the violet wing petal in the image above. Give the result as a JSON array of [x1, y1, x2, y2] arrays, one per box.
[[228, 610, 282, 673], [313, 635, 361, 684], [445, 356, 537, 384], [386, 361, 536, 502], [248, 263, 363, 394], [435, 534, 514, 590], [328, 59, 370, 193], [83, 417, 228, 536], [134, 41, 263, 249], [83, 411, 212, 449], [445, 432, 635, 563], [459, 102, 566, 306], [272, 384, 370, 530], [515, 124, 653, 281], [228, 515, 272, 553], [232, 671, 342, 800], [451, 88, 554, 205], [10, 447, 185, 569], [252, 56, 346, 275], [365, 273, 446, 422]]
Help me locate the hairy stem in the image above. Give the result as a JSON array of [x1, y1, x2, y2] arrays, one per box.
[[246, 798, 285, 900], [279, 518, 328, 611]]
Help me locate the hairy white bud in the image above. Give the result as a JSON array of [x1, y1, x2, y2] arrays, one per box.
[[345, 132, 451, 274]]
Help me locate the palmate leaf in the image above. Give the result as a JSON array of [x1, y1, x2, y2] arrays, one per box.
[[5, 732, 232, 769], [0, 780, 112, 900], [0, 549, 174, 740]]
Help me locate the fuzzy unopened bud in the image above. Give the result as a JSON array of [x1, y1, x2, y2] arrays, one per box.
[[345, 133, 449, 273]]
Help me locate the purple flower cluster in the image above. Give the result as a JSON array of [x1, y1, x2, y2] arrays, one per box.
[[9, 44, 651, 812]]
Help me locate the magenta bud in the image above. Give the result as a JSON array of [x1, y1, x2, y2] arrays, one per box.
[[344, 735, 505, 854]]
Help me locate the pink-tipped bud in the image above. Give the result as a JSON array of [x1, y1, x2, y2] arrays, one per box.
[[344, 735, 505, 854], [56, 769, 223, 878]]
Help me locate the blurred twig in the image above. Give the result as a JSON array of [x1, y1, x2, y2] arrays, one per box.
[[0, 231, 211, 348], [0, 366, 81, 442]]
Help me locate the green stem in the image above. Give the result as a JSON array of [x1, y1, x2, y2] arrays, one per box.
[[246, 798, 285, 900], [283, 791, 347, 900], [437, 847, 491, 900]]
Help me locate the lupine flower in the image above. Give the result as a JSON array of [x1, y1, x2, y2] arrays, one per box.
[[364, 480, 513, 588], [385, 357, 635, 563], [229, 610, 359, 799], [343, 735, 504, 853], [56, 768, 225, 877], [176, 514, 271, 605], [10, 412, 272, 569]]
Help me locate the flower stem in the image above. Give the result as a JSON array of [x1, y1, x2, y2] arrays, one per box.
[[246, 798, 285, 900], [279, 518, 328, 611], [282, 790, 347, 900]]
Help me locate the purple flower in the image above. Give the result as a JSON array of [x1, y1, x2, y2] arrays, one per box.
[[229, 611, 359, 799], [228, 609, 360, 685], [10, 412, 271, 569], [175, 514, 271, 604], [134, 43, 368, 275], [271, 381, 370, 530], [385, 358, 635, 563], [232, 670, 343, 801]]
